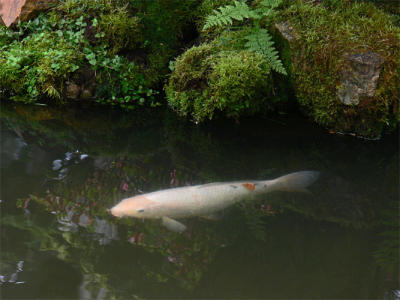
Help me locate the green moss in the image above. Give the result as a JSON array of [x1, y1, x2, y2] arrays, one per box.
[[0, 1, 155, 105], [133, 0, 201, 85], [0, 0, 201, 106], [209, 50, 273, 117], [279, 0, 400, 137], [0, 31, 83, 102], [166, 42, 275, 122], [57, 0, 114, 17], [165, 43, 215, 119], [321, 0, 400, 22], [98, 9, 142, 54]]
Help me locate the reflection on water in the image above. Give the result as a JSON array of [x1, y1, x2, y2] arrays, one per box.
[[1, 103, 398, 299], [0, 261, 25, 286]]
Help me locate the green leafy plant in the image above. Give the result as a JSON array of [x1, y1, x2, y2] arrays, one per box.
[[94, 55, 159, 109], [166, 0, 288, 122], [1, 0, 198, 107], [203, 0, 257, 29], [0, 2, 157, 107], [244, 27, 287, 75], [203, 0, 286, 75], [0, 30, 83, 102]]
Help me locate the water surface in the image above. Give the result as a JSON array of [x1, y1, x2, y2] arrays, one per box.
[[1, 103, 398, 299]]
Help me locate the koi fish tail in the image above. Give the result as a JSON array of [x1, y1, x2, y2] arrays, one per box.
[[267, 171, 320, 193]]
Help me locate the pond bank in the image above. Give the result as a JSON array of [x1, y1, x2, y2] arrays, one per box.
[[1, 0, 398, 139]]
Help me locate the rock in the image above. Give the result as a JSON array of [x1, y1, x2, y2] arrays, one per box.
[[337, 52, 384, 105], [275, 21, 299, 42], [274, 2, 399, 139], [0, 0, 56, 27], [80, 89, 93, 100], [65, 82, 81, 100]]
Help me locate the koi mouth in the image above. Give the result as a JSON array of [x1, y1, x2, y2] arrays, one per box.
[[110, 208, 124, 218]]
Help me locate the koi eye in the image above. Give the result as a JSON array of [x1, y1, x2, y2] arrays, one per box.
[[137, 208, 145, 213]]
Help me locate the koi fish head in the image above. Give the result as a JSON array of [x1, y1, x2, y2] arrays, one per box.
[[110, 195, 156, 218]]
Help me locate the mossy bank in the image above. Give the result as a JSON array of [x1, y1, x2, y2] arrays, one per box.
[[275, 1, 400, 138], [0, 0, 200, 108], [166, 0, 399, 138], [1, 0, 399, 138]]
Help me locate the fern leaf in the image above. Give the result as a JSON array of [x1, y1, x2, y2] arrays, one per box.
[[260, 0, 282, 9], [203, 1, 257, 30], [254, 0, 282, 19], [245, 28, 287, 75]]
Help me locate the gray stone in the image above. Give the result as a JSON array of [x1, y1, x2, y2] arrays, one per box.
[[275, 21, 299, 42], [337, 52, 384, 105]]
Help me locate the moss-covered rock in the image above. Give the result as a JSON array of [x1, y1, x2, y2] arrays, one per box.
[[276, 1, 400, 138], [166, 42, 275, 122], [166, 0, 291, 123]]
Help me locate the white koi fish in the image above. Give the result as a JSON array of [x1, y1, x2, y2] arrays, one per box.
[[110, 171, 319, 232]]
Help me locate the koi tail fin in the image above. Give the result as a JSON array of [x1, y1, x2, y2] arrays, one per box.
[[268, 171, 320, 193]]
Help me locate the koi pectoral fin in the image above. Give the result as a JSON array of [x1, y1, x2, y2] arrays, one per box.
[[162, 217, 186, 233]]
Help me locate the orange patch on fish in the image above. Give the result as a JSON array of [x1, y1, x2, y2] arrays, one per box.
[[242, 183, 256, 192]]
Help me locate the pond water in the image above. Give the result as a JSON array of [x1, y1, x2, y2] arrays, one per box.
[[1, 102, 398, 299]]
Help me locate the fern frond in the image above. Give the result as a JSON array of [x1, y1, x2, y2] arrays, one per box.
[[203, 1, 257, 30], [260, 0, 282, 9], [244, 28, 287, 75], [44, 84, 61, 98], [253, 0, 282, 19]]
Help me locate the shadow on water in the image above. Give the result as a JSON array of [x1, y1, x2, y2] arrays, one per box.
[[0, 102, 398, 299]]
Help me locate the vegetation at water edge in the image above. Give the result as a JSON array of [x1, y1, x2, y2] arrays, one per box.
[[0, 0, 398, 137]]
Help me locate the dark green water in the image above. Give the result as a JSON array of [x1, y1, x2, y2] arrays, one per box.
[[1, 103, 399, 299]]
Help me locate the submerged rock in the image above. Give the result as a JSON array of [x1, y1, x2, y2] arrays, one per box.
[[0, 0, 56, 27]]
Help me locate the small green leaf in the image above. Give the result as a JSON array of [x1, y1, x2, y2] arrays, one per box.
[[95, 32, 105, 38], [71, 64, 79, 72], [51, 63, 60, 70]]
